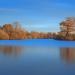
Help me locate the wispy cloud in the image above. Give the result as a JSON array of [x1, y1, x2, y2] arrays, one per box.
[[52, 2, 74, 8], [0, 8, 17, 12]]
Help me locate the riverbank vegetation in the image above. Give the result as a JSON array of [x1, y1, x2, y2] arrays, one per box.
[[0, 22, 56, 40], [0, 17, 75, 40]]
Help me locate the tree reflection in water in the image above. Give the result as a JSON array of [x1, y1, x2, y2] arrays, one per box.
[[0, 46, 24, 57], [60, 48, 75, 63]]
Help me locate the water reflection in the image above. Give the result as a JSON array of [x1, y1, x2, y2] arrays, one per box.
[[0, 46, 75, 75], [0, 46, 23, 56], [60, 48, 75, 63], [1, 46, 75, 63]]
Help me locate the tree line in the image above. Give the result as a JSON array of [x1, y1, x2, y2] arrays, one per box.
[[0, 22, 55, 40], [0, 17, 75, 40]]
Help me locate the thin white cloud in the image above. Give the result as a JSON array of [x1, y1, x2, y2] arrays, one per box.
[[53, 2, 74, 8], [0, 8, 17, 12]]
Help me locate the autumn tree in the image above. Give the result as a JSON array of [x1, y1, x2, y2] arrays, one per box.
[[0, 29, 9, 40], [60, 17, 75, 37], [2, 24, 14, 33]]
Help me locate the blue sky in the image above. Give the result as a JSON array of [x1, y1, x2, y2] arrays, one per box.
[[0, 0, 75, 32]]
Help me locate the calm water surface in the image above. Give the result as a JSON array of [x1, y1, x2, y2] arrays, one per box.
[[0, 39, 75, 75]]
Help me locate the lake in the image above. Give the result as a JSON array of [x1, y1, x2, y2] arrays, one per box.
[[0, 39, 75, 75]]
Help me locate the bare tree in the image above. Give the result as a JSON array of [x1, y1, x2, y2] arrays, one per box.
[[13, 21, 21, 30]]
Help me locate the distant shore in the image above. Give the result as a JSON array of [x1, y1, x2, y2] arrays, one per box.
[[0, 18, 75, 41], [0, 23, 57, 40], [0, 23, 75, 41]]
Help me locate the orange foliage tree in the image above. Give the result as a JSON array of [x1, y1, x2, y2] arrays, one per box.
[[60, 17, 75, 37]]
